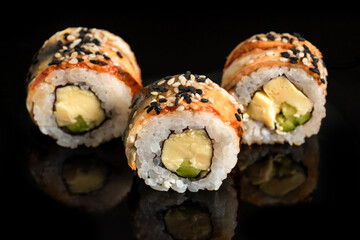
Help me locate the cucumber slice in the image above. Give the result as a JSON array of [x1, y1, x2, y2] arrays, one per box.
[[298, 112, 311, 125], [66, 115, 92, 133], [176, 159, 201, 178], [280, 119, 296, 132], [281, 102, 297, 117]]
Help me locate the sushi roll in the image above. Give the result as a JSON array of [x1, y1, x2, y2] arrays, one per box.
[[123, 71, 243, 193], [237, 136, 319, 206], [26, 27, 142, 148], [222, 32, 328, 145]]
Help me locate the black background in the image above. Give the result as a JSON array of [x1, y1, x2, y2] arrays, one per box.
[[1, 8, 359, 240]]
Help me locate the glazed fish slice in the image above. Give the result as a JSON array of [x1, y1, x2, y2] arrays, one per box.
[[26, 27, 142, 148], [222, 32, 328, 145], [123, 71, 243, 193]]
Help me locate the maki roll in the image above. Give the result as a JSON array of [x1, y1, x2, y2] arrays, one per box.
[[123, 71, 243, 193], [222, 32, 327, 145], [26, 27, 142, 148]]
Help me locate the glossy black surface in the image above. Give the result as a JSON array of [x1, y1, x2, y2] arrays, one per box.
[[2, 9, 359, 240]]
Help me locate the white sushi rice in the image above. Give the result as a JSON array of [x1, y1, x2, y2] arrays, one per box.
[[30, 67, 132, 148], [233, 66, 326, 145], [133, 111, 240, 193]]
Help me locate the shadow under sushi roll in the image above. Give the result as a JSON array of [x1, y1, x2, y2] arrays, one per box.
[[236, 136, 319, 206], [28, 130, 135, 212], [129, 174, 239, 240]]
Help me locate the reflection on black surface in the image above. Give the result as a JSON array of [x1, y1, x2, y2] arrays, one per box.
[[28, 132, 135, 212], [236, 136, 319, 206], [130, 176, 239, 240]]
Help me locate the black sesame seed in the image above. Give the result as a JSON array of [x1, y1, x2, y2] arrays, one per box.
[[116, 51, 123, 58], [164, 75, 173, 80], [237, 108, 242, 114], [155, 107, 161, 115], [184, 70, 191, 80], [48, 59, 62, 66], [92, 38, 101, 46], [290, 48, 300, 55], [146, 106, 154, 113], [293, 32, 305, 41], [144, 105, 150, 110], [84, 50, 93, 55], [185, 95, 191, 104], [103, 54, 110, 60], [64, 33, 70, 40], [255, 35, 260, 40], [95, 51, 101, 55], [179, 85, 186, 91], [281, 35, 289, 39], [281, 52, 290, 58], [175, 96, 179, 106], [320, 78, 326, 84], [187, 86, 196, 94], [77, 58, 84, 62], [266, 33, 275, 41], [289, 57, 298, 64], [158, 86, 168, 92], [159, 98, 167, 103], [90, 60, 99, 64], [235, 113, 241, 122], [309, 67, 320, 74], [290, 38, 294, 44], [150, 101, 159, 107], [201, 98, 208, 103], [195, 89, 203, 95]]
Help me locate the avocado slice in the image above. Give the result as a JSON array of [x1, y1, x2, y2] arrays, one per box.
[[281, 102, 297, 117], [176, 158, 201, 178], [66, 115, 92, 133]]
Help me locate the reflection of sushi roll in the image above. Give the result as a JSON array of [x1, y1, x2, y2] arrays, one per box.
[[123, 71, 243, 193], [237, 136, 319, 206], [131, 175, 238, 240], [222, 32, 327, 145], [28, 134, 134, 212], [26, 27, 142, 148]]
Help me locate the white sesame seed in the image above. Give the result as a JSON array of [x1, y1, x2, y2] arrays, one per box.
[[172, 82, 181, 87], [209, 97, 214, 104], [150, 92, 159, 96], [68, 58, 78, 64], [195, 93, 202, 100], [167, 102, 174, 107], [157, 79, 165, 85], [179, 76, 186, 85], [261, 37, 268, 41], [282, 38, 288, 43], [167, 77, 175, 85], [54, 52, 62, 58], [70, 51, 78, 58], [299, 52, 304, 58], [167, 96, 176, 102], [67, 35, 75, 41], [69, 38, 82, 49], [174, 88, 179, 93], [248, 59, 254, 64], [192, 98, 199, 103], [158, 95, 165, 99], [178, 96, 184, 104], [266, 51, 274, 56], [176, 105, 185, 111], [280, 57, 288, 62]]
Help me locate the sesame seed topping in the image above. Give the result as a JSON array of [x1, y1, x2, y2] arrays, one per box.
[[201, 98, 208, 103], [116, 51, 123, 58], [281, 52, 290, 58], [235, 113, 241, 122], [289, 57, 298, 64], [48, 59, 62, 66]]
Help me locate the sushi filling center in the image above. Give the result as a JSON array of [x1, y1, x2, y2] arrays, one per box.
[[246, 76, 313, 132], [161, 129, 212, 179], [53, 85, 106, 134]]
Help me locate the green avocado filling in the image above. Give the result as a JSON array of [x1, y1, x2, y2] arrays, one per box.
[[65, 115, 92, 133], [276, 103, 311, 132]]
